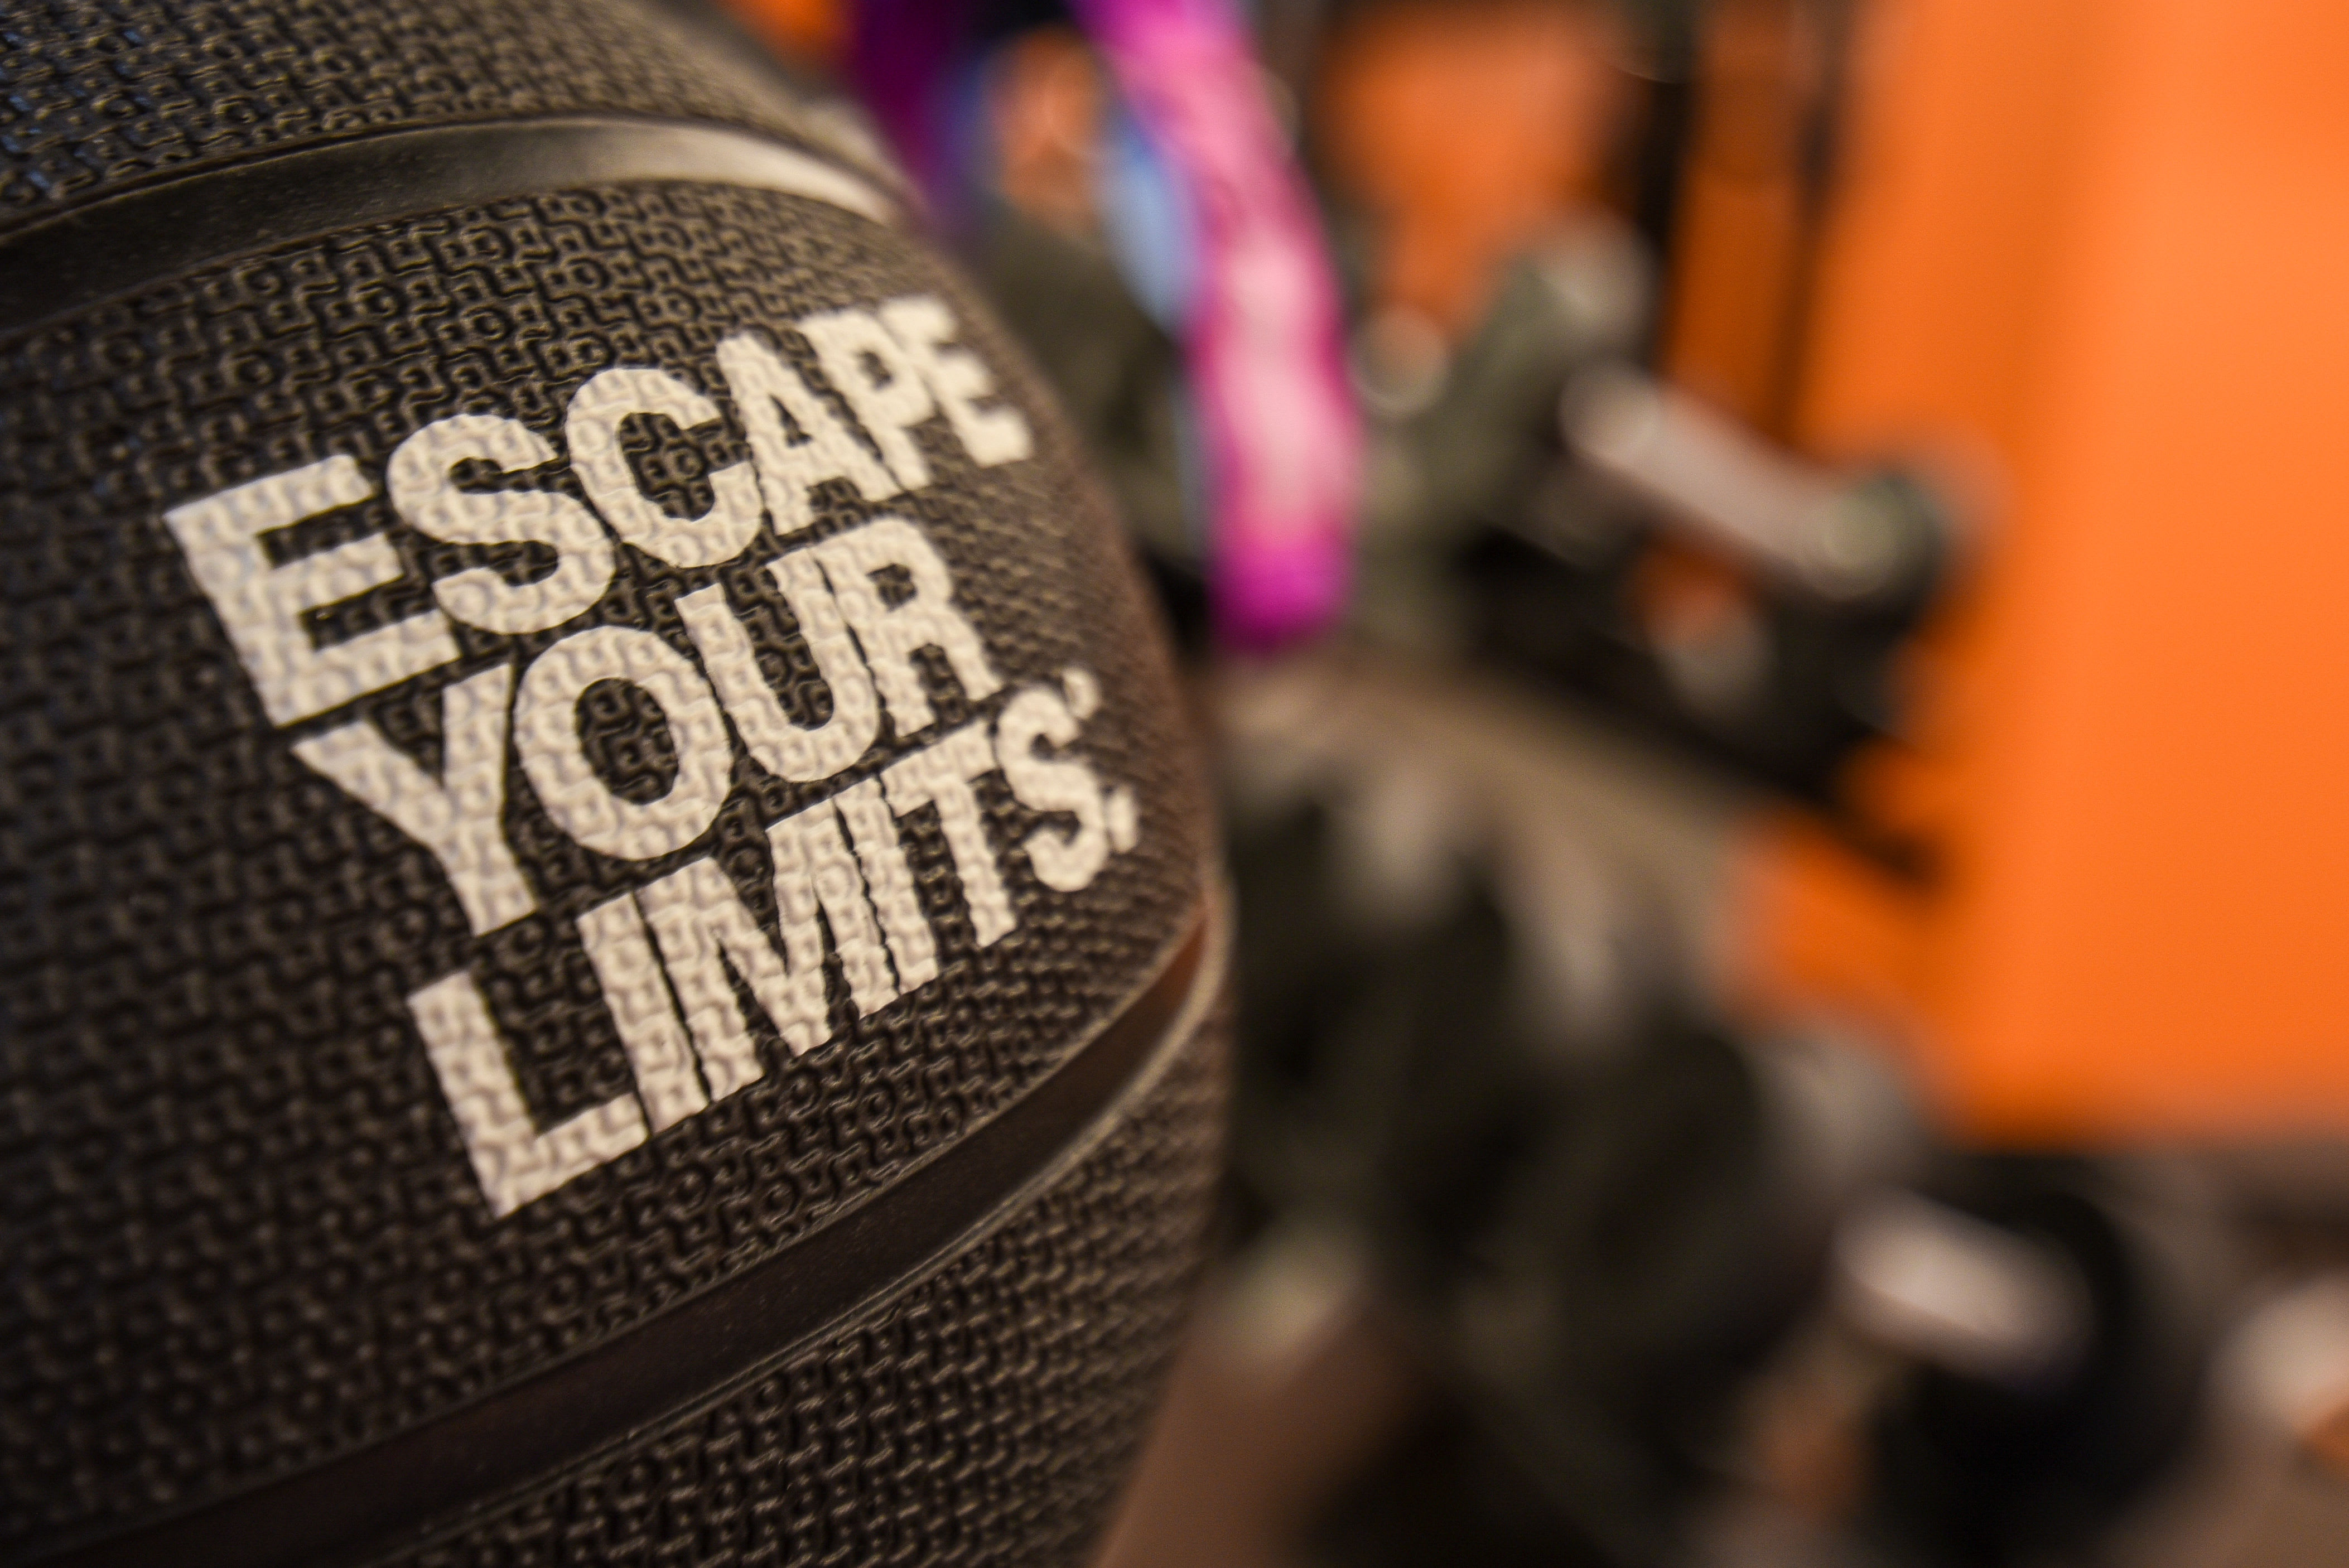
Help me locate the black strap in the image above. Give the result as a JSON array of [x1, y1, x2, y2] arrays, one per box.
[[30, 901, 1218, 1568], [0, 115, 892, 344]]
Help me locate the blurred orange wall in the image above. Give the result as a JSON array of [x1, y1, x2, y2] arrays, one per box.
[[1737, 0, 2349, 1141], [1661, 0, 1817, 431], [1315, 0, 1622, 335], [718, 0, 843, 65]]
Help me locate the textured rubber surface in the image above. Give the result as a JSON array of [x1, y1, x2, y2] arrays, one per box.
[[399, 1004, 1225, 1568], [0, 0, 861, 232], [0, 12, 1220, 1560]]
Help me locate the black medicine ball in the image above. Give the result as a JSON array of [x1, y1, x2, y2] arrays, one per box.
[[0, 4, 1228, 1565]]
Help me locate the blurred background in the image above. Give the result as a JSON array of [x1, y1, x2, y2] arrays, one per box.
[[676, 1, 2349, 1561]]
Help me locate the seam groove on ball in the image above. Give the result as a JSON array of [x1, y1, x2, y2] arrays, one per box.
[[0, 0, 852, 235], [0, 117, 893, 345], [398, 994, 1230, 1568], [25, 900, 1225, 1568]]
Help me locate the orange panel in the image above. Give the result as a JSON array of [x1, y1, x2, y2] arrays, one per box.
[[717, 0, 844, 66], [1737, 0, 2349, 1141], [1315, 1, 1621, 335], [1660, 0, 1816, 431]]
